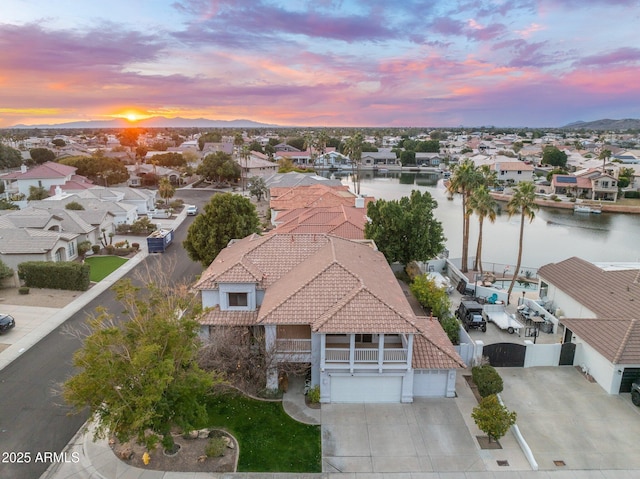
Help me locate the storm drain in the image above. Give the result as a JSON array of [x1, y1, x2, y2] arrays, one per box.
[[553, 460, 566, 467], [497, 460, 509, 466]]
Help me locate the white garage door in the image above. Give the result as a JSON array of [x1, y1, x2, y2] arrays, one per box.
[[330, 375, 402, 403], [413, 369, 448, 397]]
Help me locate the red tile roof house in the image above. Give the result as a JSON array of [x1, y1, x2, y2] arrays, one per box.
[[194, 233, 464, 403], [273, 205, 368, 240], [269, 184, 374, 227], [0, 161, 92, 198], [537, 257, 640, 395]]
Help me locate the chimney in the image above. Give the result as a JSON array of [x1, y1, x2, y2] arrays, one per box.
[[355, 197, 365, 209], [55, 185, 63, 197], [20, 164, 27, 174]]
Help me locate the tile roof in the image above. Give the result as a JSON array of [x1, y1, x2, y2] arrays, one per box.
[[561, 318, 640, 364], [270, 184, 361, 210], [199, 307, 258, 326], [274, 205, 367, 239], [264, 172, 343, 189], [412, 317, 466, 369], [2, 161, 76, 179], [538, 257, 640, 320], [0, 228, 77, 254]]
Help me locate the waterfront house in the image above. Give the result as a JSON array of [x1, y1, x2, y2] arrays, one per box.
[[194, 233, 464, 403], [537, 257, 640, 395]]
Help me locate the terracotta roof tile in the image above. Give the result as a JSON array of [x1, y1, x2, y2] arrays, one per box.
[[412, 318, 466, 369], [561, 318, 640, 364], [199, 307, 258, 326], [538, 257, 640, 320]]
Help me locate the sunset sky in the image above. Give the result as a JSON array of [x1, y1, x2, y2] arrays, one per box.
[[1, 0, 639, 128]]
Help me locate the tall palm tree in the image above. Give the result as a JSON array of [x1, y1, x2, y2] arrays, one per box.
[[599, 148, 612, 173], [467, 185, 497, 274], [344, 132, 364, 195], [506, 181, 538, 303], [447, 159, 480, 272]]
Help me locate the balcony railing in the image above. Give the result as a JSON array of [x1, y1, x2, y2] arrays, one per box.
[[325, 348, 407, 363], [276, 338, 312, 353]]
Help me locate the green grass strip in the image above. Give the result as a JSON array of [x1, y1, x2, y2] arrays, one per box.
[[85, 256, 128, 282]]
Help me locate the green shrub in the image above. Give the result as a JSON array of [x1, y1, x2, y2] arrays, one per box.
[[19, 286, 29, 295], [625, 190, 640, 199], [472, 394, 516, 442], [0, 259, 13, 281], [18, 261, 90, 291], [472, 364, 504, 398], [78, 241, 92, 257], [91, 245, 101, 254], [440, 316, 460, 345], [205, 437, 227, 457], [307, 385, 320, 404], [65, 201, 84, 210]]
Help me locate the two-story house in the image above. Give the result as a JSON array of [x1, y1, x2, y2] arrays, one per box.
[[0, 162, 91, 198], [194, 233, 464, 403], [491, 161, 534, 184]]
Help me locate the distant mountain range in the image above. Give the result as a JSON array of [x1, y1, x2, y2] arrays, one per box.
[[562, 118, 640, 130], [10, 116, 280, 129]]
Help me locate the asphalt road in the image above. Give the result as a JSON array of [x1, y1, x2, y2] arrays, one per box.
[[0, 193, 205, 479]]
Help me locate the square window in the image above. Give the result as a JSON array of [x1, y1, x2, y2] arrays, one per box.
[[228, 292, 248, 307]]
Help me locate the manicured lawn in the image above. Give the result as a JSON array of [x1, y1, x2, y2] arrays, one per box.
[[85, 256, 128, 282], [205, 390, 321, 472]]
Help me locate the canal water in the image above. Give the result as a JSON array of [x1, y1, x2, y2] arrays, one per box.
[[328, 170, 640, 269]]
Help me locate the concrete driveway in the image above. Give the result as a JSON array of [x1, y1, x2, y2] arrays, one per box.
[[499, 366, 640, 471], [322, 366, 640, 474]]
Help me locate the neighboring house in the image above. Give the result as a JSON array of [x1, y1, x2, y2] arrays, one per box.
[[0, 206, 100, 245], [273, 205, 368, 239], [576, 169, 619, 201], [551, 174, 592, 198], [240, 155, 278, 180], [269, 184, 374, 225], [0, 162, 92, 198], [263, 172, 343, 189], [415, 153, 442, 167], [537, 257, 640, 395], [194, 233, 464, 403], [30, 194, 136, 226], [491, 161, 534, 184], [0, 220, 80, 270], [125, 163, 180, 186], [361, 149, 398, 167]]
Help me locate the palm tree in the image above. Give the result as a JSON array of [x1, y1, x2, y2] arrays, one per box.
[[599, 148, 612, 173], [447, 159, 481, 272], [467, 185, 497, 274], [506, 181, 538, 303], [344, 132, 364, 195]]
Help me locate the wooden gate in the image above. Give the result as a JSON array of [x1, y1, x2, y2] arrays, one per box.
[[483, 343, 526, 367], [559, 342, 576, 366]]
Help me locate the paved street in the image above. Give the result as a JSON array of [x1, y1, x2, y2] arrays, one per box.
[[0, 193, 205, 479]]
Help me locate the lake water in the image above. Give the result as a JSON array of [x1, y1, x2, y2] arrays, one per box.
[[330, 171, 640, 269]]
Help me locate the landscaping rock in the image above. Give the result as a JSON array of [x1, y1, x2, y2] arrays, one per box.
[[197, 428, 210, 439]]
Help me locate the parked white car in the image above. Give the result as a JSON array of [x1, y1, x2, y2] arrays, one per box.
[[148, 208, 172, 219], [186, 204, 198, 216]]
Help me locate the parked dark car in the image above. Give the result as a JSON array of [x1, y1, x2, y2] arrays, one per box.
[[632, 380, 640, 407], [455, 300, 487, 332], [0, 314, 15, 333]]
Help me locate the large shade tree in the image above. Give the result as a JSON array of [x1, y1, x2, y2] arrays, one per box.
[[63, 278, 221, 451], [196, 151, 240, 186], [506, 181, 538, 302], [364, 189, 445, 266], [183, 193, 261, 267]]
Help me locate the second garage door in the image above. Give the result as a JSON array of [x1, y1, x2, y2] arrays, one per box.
[[330, 375, 402, 403]]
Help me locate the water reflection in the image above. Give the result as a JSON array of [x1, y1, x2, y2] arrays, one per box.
[[315, 169, 640, 267]]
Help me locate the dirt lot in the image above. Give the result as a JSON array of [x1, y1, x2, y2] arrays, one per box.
[[0, 286, 84, 308]]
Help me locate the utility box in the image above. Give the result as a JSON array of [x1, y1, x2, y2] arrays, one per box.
[[147, 229, 173, 253]]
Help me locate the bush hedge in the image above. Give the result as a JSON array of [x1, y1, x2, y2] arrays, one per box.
[[18, 261, 90, 291], [471, 364, 504, 398], [624, 190, 640, 199]]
